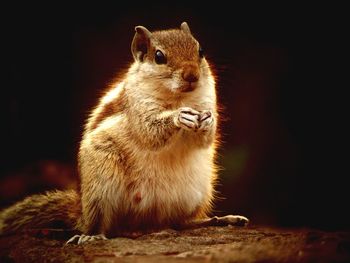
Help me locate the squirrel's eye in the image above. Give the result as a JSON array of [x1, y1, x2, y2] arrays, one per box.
[[155, 50, 167, 64], [199, 46, 204, 58]]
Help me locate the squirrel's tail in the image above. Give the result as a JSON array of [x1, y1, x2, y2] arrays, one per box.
[[0, 190, 81, 235]]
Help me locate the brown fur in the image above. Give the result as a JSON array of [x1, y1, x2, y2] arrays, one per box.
[[0, 190, 80, 234], [86, 87, 127, 132], [0, 22, 224, 238]]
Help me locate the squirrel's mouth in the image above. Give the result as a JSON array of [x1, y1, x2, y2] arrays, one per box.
[[179, 82, 196, 93]]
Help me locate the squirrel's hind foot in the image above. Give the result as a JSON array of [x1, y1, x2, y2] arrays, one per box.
[[66, 234, 107, 245]]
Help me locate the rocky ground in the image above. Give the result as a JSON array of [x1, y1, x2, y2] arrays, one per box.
[[1, 226, 349, 262]]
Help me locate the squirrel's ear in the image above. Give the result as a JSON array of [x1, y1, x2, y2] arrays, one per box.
[[131, 26, 152, 62], [180, 22, 191, 34]]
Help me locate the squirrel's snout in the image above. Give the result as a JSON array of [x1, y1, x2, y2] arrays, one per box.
[[182, 64, 200, 83]]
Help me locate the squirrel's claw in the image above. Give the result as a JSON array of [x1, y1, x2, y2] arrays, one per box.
[[66, 234, 107, 245]]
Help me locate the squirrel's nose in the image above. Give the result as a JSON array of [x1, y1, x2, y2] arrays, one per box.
[[182, 64, 199, 83]]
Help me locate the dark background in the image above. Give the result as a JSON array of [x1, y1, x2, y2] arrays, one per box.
[[1, 3, 347, 230]]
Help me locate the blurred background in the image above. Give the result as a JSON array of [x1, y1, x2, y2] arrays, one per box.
[[1, 3, 347, 230]]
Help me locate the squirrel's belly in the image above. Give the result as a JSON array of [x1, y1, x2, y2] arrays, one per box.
[[123, 148, 214, 227]]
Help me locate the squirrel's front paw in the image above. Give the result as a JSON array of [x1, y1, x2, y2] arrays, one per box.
[[198, 110, 214, 131], [174, 107, 200, 131]]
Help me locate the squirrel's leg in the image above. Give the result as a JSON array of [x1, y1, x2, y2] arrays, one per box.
[[178, 215, 249, 230], [131, 107, 203, 149], [191, 215, 249, 227], [67, 116, 127, 244], [66, 197, 110, 244], [132, 105, 216, 150], [66, 233, 107, 245], [66, 194, 110, 244]]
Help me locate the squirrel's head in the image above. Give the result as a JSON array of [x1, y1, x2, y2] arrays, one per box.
[[130, 22, 213, 94]]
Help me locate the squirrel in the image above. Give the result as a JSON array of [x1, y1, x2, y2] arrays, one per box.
[[0, 22, 248, 244]]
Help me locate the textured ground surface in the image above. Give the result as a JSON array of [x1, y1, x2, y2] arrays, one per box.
[[1, 226, 349, 263]]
